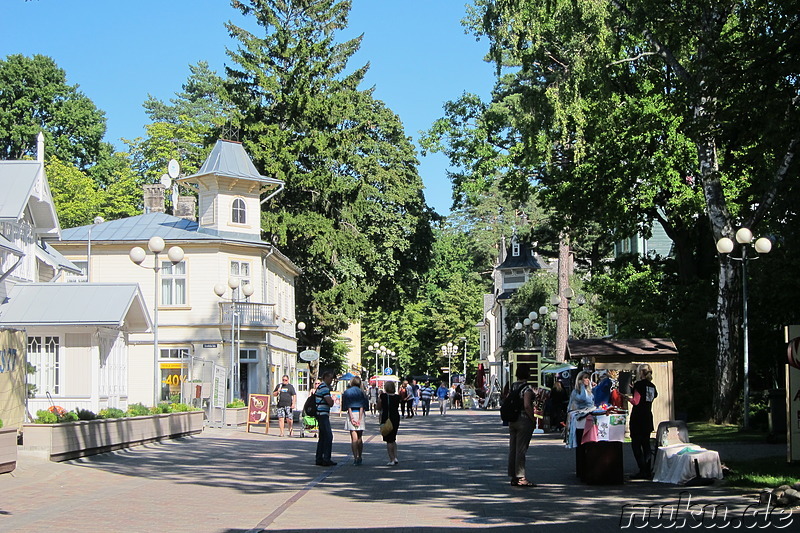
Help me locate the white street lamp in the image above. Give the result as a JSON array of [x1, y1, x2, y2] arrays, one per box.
[[130, 237, 184, 406], [86, 215, 105, 282], [214, 278, 253, 404], [716, 227, 772, 428], [441, 342, 458, 387]]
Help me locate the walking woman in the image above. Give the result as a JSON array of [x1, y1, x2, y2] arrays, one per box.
[[568, 371, 595, 479], [342, 376, 369, 465], [379, 380, 401, 465], [624, 364, 658, 479]]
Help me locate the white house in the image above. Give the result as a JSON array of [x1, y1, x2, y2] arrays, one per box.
[[54, 140, 303, 410], [476, 235, 554, 394], [0, 134, 150, 423]]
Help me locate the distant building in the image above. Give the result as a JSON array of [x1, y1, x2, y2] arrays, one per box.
[[476, 235, 554, 395], [614, 220, 674, 259]]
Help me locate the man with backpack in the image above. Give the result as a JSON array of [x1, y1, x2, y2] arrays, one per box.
[[314, 371, 336, 466], [504, 365, 537, 487]]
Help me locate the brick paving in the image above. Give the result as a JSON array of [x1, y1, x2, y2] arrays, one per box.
[[0, 408, 790, 532]]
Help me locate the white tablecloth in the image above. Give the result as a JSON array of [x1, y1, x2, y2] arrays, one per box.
[[652, 444, 723, 485]]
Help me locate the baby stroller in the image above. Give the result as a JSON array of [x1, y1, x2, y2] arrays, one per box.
[[300, 414, 318, 438]]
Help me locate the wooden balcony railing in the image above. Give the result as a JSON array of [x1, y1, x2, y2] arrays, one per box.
[[218, 302, 277, 329]]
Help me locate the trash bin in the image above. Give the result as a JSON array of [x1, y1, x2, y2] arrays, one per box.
[[766, 389, 786, 437]]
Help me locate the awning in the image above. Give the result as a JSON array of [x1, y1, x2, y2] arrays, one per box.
[[541, 363, 577, 374]]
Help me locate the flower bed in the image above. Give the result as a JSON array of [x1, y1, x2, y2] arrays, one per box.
[[22, 410, 204, 462], [0, 427, 17, 474]]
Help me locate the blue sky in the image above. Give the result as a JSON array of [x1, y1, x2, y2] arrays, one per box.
[[0, 0, 496, 215]]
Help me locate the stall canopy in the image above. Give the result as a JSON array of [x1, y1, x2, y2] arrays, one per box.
[[566, 338, 678, 359], [541, 363, 577, 374]]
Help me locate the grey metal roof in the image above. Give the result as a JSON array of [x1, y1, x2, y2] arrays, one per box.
[[0, 161, 38, 220], [0, 283, 151, 331], [0, 160, 60, 233], [36, 241, 82, 274], [61, 212, 264, 245], [181, 139, 283, 186]]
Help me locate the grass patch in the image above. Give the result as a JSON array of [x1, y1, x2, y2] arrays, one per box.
[[723, 456, 800, 489], [687, 422, 767, 443]]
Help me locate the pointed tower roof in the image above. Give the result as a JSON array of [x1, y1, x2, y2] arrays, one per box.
[[180, 139, 283, 187]]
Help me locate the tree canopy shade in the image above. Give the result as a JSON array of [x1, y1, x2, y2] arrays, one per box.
[[429, 0, 800, 422], [0, 54, 107, 170], [225, 0, 434, 342]]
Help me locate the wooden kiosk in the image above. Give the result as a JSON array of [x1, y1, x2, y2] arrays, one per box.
[[566, 338, 677, 428]]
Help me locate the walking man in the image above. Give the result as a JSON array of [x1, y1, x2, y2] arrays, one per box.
[[436, 381, 449, 415], [420, 381, 433, 416], [314, 370, 336, 466], [272, 374, 296, 437]]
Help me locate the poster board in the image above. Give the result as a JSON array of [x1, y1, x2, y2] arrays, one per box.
[[0, 329, 26, 429], [246, 394, 271, 434], [787, 325, 800, 463], [330, 391, 342, 415]]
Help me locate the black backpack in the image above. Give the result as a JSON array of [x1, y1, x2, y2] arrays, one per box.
[[500, 383, 524, 424], [303, 393, 318, 418]]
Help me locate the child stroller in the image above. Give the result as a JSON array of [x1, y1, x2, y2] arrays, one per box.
[[300, 414, 318, 438]]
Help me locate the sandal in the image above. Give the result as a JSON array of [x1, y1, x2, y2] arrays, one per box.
[[512, 478, 537, 487]]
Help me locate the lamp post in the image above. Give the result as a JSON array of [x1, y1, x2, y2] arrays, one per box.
[[130, 237, 184, 406], [214, 277, 254, 403], [441, 342, 458, 387], [514, 306, 557, 357], [716, 227, 772, 428], [460, 336, 467, 380]]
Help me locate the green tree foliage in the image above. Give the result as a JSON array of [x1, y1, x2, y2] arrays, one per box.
[[430, 0, 800, 422], [0, 54, 107, 170], [362, 224, 488, 381], [126, 61, 235, 188], [225, 0, 434, 342]]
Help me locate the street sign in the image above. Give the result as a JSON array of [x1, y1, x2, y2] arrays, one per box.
[[788, 337, 800, 369], [384, 367, 393, 375]]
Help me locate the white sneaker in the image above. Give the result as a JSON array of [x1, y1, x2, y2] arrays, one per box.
[[386, 461, 396, 466]]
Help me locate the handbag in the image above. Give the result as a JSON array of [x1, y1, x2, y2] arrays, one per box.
[[380, 417, 394, 437]]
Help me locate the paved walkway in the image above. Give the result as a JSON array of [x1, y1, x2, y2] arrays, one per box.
[[0, 409, 790, 532]]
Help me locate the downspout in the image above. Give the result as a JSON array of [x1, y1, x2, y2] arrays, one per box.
[[262, 247, 276, 395]]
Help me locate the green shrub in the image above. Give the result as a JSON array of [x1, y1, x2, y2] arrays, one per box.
[[0, 418, 4, 429], [227, 399, 246, 408], [75, 408, 97, 421], [169, 402, 193, 412], [126, 403, 150, 417], [150, 404, 171, 414], [34, 410, 59, 424], [98, 408, 125, 419], [62, 411, 78, 422]]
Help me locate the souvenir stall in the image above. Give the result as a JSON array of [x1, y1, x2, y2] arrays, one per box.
[[564, 338, 678, 484]]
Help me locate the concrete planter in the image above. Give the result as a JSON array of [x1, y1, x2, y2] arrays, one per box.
[[21, 411, 204, 462], [225, 407, 248, 426], [0, 427, 18, 474]]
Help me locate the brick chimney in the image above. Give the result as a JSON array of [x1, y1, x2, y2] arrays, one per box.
[[143, 184, 166, 213], [174, 195, 197, 221]]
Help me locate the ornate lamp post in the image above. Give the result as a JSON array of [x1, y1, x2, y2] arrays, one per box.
[[716, 227, 772, 428], [441, 342, 458, 387], [214, 277, 254, 403], [130, 236, 184, 406]]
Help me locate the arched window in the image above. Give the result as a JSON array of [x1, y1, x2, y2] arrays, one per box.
[[232, 198, 246, 224]]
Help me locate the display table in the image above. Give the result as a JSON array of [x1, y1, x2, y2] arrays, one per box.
[[652, 444, 723, 485]]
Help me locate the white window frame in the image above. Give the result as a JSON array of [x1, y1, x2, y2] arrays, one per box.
[[28, 335, 61, 396], [160, 347, 190, 360], [161, 260, 187, 306], [240, 348, 258, 362], [230, 260, 251, 292], [232, 197, 246, 225]]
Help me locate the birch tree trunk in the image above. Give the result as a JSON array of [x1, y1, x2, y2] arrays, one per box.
[[555, 235, 570, 362]]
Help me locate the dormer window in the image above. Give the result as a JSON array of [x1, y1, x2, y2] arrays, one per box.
[[232, 198, 246, 224], [512, 240, 520, 256]]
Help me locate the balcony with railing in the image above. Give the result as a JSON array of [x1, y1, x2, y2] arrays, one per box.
[[218, 302, 277, 329]]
